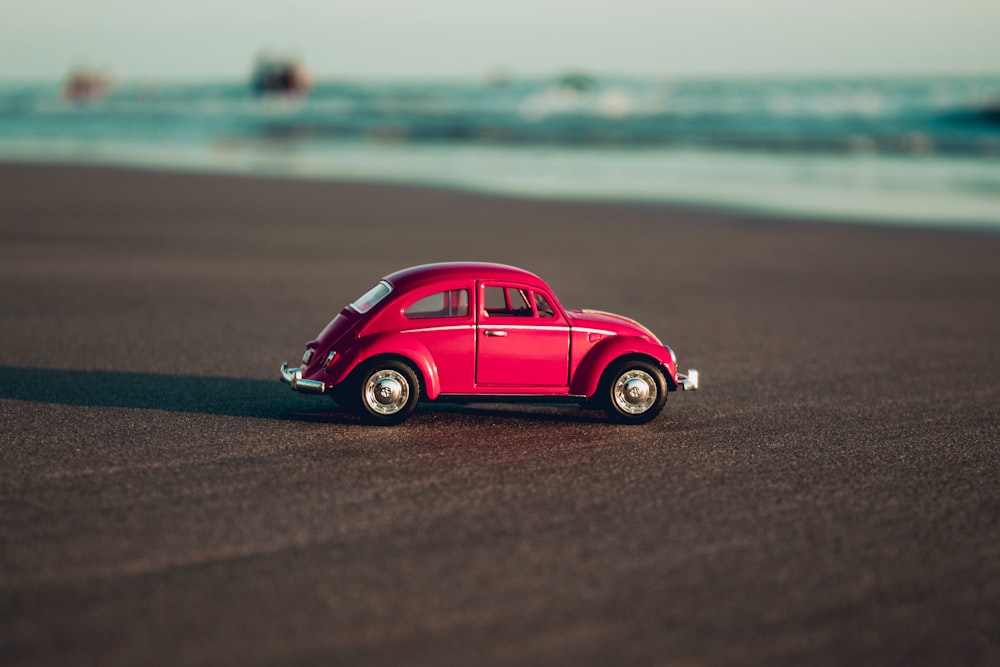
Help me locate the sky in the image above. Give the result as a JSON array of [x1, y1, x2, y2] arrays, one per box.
[[2, 0, 999, 81]]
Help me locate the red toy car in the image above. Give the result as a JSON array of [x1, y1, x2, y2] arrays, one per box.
[[281, 262, 698, 424]]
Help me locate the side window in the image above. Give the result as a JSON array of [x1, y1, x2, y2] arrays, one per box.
[[484, 286, 506, 312], [508, 289, 531, 315], [404, 289, 469, 319], [533, 291, 555, 318], [484, 286, 532, 317]]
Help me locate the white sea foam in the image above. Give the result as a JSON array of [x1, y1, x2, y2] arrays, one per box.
[[1, 76, 999, 228]]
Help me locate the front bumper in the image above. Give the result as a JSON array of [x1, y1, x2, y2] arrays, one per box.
[[677, 369, 699, 391], [280, 361, 326, 394]]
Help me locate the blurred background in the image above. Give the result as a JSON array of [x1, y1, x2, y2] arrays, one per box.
[[1, 0, 999, 226]]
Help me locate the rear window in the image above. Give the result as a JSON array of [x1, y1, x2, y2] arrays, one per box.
[[350, 281, 392, 314]]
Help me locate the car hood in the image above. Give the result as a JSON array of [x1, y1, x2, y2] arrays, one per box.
[[568, 309, 662, 344]]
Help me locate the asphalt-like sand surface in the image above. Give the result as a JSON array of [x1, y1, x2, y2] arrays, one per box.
[[1, 163, 998, 665]]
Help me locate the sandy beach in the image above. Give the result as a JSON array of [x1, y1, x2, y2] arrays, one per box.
[[1, 162, 998, 665]]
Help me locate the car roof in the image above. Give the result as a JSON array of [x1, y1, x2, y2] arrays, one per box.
[[383, 262, 548, 292]]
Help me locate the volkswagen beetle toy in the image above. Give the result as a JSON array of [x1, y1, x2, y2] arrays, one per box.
[[281, 262, 698, 425]]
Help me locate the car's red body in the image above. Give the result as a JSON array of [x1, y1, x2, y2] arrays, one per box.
[[281, 262, 697, 424]]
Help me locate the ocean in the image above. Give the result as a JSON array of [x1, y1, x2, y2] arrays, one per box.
[[1, 75, 999, 227]]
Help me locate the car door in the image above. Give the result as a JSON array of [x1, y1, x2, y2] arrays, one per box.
[[475, 282, 569, 387]]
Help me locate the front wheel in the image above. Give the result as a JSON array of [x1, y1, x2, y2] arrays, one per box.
[[601, 359, 667, 424], [356, 360, 420, 425]]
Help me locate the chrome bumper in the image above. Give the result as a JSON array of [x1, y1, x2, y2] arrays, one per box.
[[677, 369, 699, 391], [280, 361, 326, 394]]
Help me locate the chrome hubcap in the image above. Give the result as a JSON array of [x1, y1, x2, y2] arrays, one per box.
[[364, 370, 410, 414], [613, 370, 657, 414]]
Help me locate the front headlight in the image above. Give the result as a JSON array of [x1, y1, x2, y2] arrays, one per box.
[[302, 349, 314, 364], [665, 345, 677, 366]]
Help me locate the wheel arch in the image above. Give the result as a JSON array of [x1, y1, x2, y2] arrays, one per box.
[[571, 337, 677, 398], [358, 352, 433, 400], [598, 353, 674, 390], [330, 332, 442, 400]]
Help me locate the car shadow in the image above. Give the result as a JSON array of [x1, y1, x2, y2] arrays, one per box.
[[0, 365, 321, 421], [0, 366, 608, 424]]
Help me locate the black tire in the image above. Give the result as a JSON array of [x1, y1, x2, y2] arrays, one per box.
[[355, 360, 420, 425], [600, 359, 667, 424]]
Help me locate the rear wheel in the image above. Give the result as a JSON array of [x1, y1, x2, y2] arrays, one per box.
[[356, 360, 420, 425], [601, 359, 667, 424]]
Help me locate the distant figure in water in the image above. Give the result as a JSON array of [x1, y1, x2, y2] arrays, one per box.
[[63, 68, 111, 102], [251, 55, 312, 96]]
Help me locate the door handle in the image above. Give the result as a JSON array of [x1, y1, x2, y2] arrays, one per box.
[[483, 330, 508, 337]]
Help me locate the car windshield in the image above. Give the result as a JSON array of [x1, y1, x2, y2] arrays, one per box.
[[349, 280, 392, 314]]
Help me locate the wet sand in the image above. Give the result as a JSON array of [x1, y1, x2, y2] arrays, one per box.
[[1, 163, 998, 665]]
